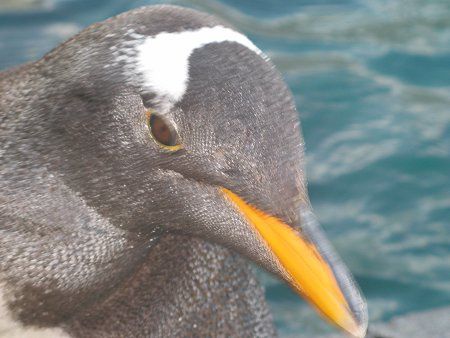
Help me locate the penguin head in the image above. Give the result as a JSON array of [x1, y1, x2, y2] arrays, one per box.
[[27, 5, 367, 337]]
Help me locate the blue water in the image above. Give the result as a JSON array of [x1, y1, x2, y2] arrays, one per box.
[[1, 0, 449, 336]]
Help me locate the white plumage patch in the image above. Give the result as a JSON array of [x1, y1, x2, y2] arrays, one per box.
[[0, 286, 70, 338], [133, 25, 265, 106]]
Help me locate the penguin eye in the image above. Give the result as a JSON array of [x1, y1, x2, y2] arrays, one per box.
[[146, 111, 181, 151]]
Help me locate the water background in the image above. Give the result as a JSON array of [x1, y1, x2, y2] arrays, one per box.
[[1, 0, 449, 336]]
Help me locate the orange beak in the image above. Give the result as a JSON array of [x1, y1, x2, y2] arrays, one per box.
[[222, 188, 367, 338]]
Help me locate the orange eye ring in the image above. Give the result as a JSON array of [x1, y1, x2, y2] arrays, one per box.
[[146, 110, 182, 151]]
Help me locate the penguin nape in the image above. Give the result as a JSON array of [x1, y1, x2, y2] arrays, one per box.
[[0, 5, 368, 338]]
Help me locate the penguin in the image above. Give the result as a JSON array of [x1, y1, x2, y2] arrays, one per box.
[[0, 5, 368, 338]]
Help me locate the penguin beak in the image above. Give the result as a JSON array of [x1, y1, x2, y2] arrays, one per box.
[[221, 188, 368, 338]]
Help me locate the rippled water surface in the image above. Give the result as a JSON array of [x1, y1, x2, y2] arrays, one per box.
[[1, 0, 449, 336]]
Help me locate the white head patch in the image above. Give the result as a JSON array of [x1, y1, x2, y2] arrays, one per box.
[[128, 25, 266, 108]]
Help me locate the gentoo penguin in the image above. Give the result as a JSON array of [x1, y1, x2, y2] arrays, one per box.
[[0, 5, 368, 338]]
